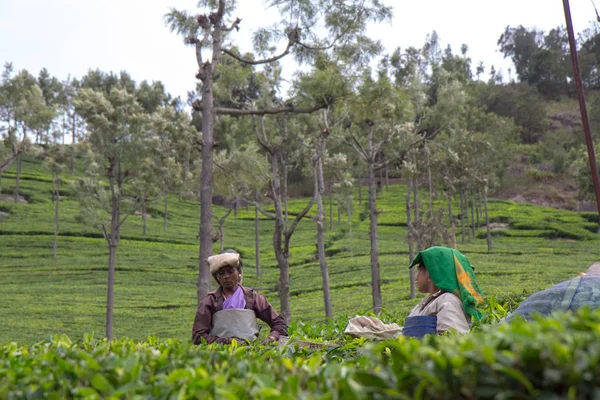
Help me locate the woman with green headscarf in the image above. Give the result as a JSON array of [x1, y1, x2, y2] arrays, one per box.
[[407, 246, 484, 334]]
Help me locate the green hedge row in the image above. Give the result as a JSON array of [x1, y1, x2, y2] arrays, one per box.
[[2, 308, 600, 399]]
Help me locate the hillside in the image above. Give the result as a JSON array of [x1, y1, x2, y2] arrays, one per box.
[[491, 98, 598, 212], [1, 156, 600, 344]]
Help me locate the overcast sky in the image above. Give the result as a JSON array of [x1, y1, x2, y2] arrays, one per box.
[[0, 0, 598, 100]]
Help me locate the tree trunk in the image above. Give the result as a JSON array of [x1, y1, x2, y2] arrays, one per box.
[[106, 241, 116, 340], [446, 191, 453, 225], [282, 159, 289, 233], [219, 218, 225, 253], [270, 152, 291, 322], [142, 204, 147, 236], [328, 188, 333, 230], [163, 194, 168, 232], [358, 184, 362, 206], [347, 195, 353, 257], [412, 175, 419, 251], [217, 208, 233, 254], [71, 113, 76, 174], [255, 205, 261, 280], [337, 199, 341, 225], [368, 159, 382, 314], [426, 149, 433, 217], [52, 177, 60, 258], [460, 189, 465, 244], [62, 115, 66, 145], [476, 190, 482, 228], [197, 74, 215, 305], [106, 173, 120, 341], [406, 178, 415, 299], [315, 140, 333, 320], [274, 246, 290, 323], [367, 124, 382, 314], [484, 185, 492, 251], [446, 192, 457, 249], [385, 164, 389, 190], [470, 192, 476, 239], [14, 153, 21, 203], [465, 188, 471, 242]]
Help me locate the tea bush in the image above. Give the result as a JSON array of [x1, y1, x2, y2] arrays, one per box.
[[3, 308, 600, 399]]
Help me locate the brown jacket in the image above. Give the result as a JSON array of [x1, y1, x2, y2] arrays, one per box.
[[192, 285, 288, 344]]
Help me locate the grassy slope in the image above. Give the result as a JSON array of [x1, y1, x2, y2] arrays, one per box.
[[1, 157, 600, 344]]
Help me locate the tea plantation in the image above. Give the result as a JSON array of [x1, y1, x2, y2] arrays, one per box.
[[2, 156, 600, 398]]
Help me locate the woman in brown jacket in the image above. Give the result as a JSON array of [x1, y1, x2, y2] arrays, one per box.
[[192, 251, 288, 344]]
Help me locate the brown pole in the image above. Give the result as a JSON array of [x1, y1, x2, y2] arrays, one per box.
[[563, 0, 600, 228]]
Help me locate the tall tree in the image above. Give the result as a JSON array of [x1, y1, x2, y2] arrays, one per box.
[[498, 25, 572, 99], [44, 144, 68, 258], [313, 128, 332, 320], [73, 82, 162, 340], [212, 142, 270, 253], [165, 0, 392, 304], [9, 70, 51, 202], [343, 72, 416, 313], [58, 76, 85, 173], [0, 63, 25, 177], [36, 68, 62, 144], [579, 24, 600, 89], [154, 104, 197, 232], [254, 112, 316, 322]]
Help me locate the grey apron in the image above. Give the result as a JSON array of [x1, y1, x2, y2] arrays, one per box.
[[210, 309, 260, 341]]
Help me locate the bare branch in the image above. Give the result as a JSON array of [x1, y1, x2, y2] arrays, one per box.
[[373, 124, 398, 157], [221, 40, 294, 65], [209, 0, 226, 75], [343, 125, 369, 160], [214, 160, 226, 171], [373, 136, 427, 172], [284, 194, 316, 254], [195, 42, 206, 78], [260, 114, 268, 143], [216, 103, 326, 116], [244, 198, 276, 219], [117, 194, 161, 230], [424, 121, 449, 140], [222, 17, 242, 32], [0, 147, 21, 173], [294, 2, 366, 51], [374, 157, 399, 172], [216, 207, 234, 223], [251, 108, 272, 154], [95, 222, 108, 242]]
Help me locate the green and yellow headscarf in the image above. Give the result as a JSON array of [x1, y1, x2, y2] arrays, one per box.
[[409, 246, 484, 320]]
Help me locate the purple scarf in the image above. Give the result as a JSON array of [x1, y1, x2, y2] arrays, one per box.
[[222, 285, 246, 310]]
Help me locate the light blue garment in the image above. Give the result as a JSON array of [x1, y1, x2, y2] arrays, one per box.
[[505, 276, 600, 322]]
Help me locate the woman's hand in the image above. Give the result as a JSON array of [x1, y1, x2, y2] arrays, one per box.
[[262, 335, 277, 344], [227, 337, 249, 345]]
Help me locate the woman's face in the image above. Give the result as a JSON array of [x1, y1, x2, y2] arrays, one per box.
[[216, 265, 241, 291], [416, 264, 431, 293]]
